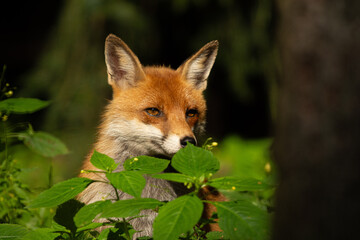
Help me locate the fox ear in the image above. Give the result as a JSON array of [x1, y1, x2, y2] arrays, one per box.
[[104, 34, 145, 89], [177, 40, 218, 91]]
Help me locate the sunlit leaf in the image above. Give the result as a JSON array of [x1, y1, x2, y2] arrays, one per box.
[[74, 200, 111, 228], [124, 156, 169, 174], [90, 150, 118, 171], [23, 228, 61, 240], [208, 177, 273, 191], [153, 195, 203, 240], [101, 198, 163, 218], [151, 173, 194, 183], [171, 143, 219, 177], [28, 178, 93, 208], [106, 171, 146, 198], [0, 98, 50, 114]]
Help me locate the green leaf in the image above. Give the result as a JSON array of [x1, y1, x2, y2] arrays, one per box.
[[213, 200, 270, 240], [77, 222, 104, 232], [171, 143, 220, 177], [106, 171, 146, 198], [124, 156, 169, 174], [51, 221, 68, 232], [151, 173, 194, 183], [74, 200, 111, 228], [0, 224, 29, 240], [101, 198, 163, 218], [153, 195, 203, 240], [90, 150, 118, 172], [28, 178, 94, 208], [23, 228, 61, 240], [208, 177, 272, 191], [0, 98, 50, 114], [20, 131, 69, 157]]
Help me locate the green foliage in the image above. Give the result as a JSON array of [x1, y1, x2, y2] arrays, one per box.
[[208, 177, 271, 191], [213, 136, 276, 211], [106, 171, 146, 198], [0, 98, 50, 114], [27, 178, 93, 208], [19, 131, 69, 158], [151, 173, 194, 183], [214, 136, 273, 180], [0, 224, 29, 239], [101, 198, 163, 219], [124, 156, 169, 174], [0, 67, 69, 226], [0, 157, 30, 224], [171, 143, 220, 178], [9, 141, 275, 240], [74, 200, 111, 228], [153, 195, 203, 240], [214, 201, 270, 240], [90, 150, 118, 172]]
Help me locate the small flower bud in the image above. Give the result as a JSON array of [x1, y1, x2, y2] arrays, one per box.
[[5, 90, 13, 97], [211, 142, 218, 147], [264, 162, 271, 173], [232, 186, 236, 190]]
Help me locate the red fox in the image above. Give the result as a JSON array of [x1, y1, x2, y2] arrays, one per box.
[[78, 34, 222, 237]]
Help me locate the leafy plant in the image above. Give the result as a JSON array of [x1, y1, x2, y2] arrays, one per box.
[[3, 142, 275, 240], [0, 65, 68, 225]]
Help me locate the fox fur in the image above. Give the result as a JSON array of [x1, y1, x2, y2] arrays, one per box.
[[78, 34, 220, 238]]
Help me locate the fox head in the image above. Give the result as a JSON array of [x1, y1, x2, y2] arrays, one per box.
[[100, 34, 218, 158]]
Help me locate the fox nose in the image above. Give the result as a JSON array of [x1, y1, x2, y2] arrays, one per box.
[[180, 136, 197, 148]]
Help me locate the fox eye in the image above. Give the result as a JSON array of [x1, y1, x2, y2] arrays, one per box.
[[186, 109, 198, 118], [145, 108, 161, 117]]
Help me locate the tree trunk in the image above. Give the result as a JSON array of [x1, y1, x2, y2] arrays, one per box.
[[273, 1, 360, 239]]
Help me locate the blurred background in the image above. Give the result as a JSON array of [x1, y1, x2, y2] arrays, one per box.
[[0, 0, 277, 187]]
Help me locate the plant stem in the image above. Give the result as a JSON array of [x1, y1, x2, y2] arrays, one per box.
[[112, 184, 120, 201], [122, 218, 131, 240]]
